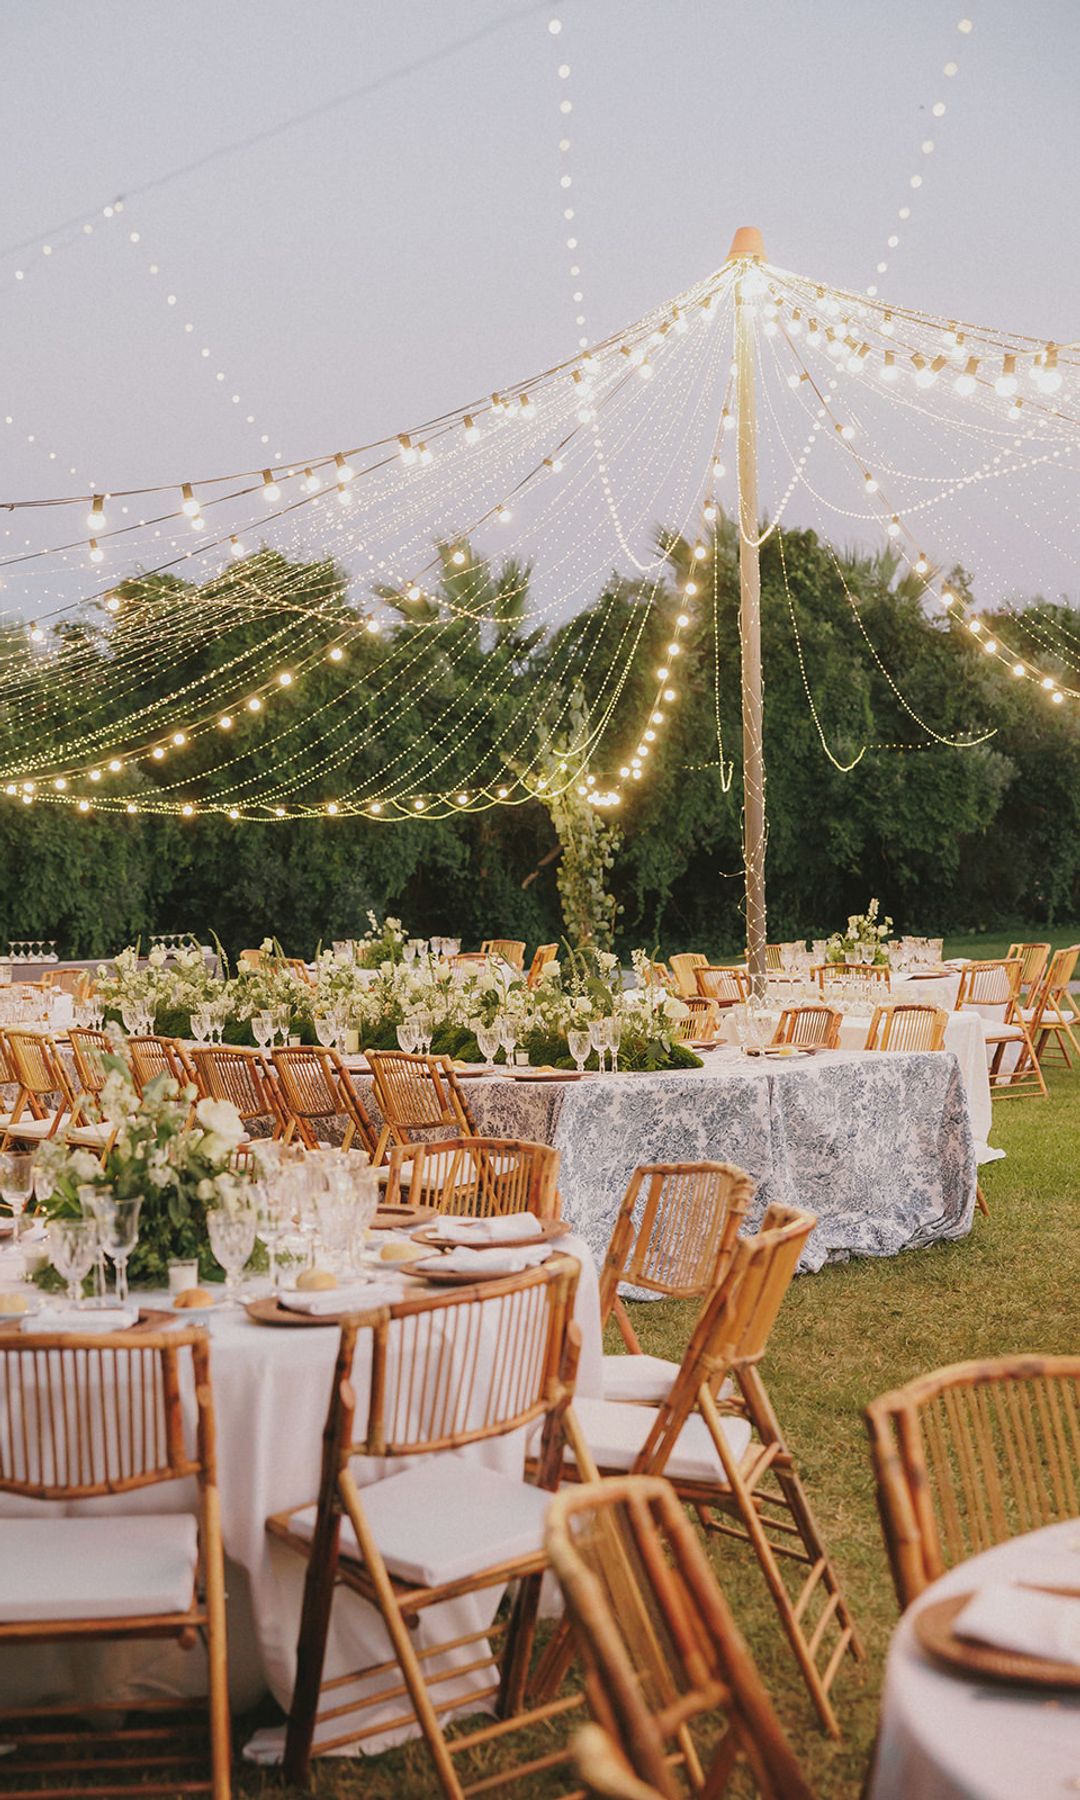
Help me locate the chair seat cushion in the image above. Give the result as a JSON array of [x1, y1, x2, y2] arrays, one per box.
[[601, 1354, 733, 1406], [982, 1022, 1026, 1041], [570, 1395, 752, 1484], [1022, 1007, 1071, 1026], [1, 1112, 65, 1140], [289, 1454, 552, 1588], [0, 1514, 199, 1623]]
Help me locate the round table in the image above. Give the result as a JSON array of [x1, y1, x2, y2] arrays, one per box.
[[871, 1519, 1080, 1799]]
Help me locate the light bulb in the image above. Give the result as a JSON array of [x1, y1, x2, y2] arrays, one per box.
[[328, 646, 344, 662], [637, 359, 653, 379], [656, 666, 669, 680], [247, 696, 262, 712], [108, 758, 122, 773], [303, 467, 321, 492], [86, 501, 106, 530], [457, 793, 469, 805], [334, 453, 355, 484], [181, 483, 200, 519], [417, 442, 432, 465], [703, 503, 718, 522], [663, 687, 677, 702], [29, 625, 44, 643], [88, 539, 103, 564], [413, 798, 425, 811], [982, 638, 997, 654], [172, 731, 187, 746], [497, 786, 508, 798], [1012, 662, 1025, 677], [887, 517, 901, 538], [722, 410, 734, 433], [954, 356, 978, 396], [53, 777, 67, 791], [77, 799, 90, 813], [452, 549, 466, 566], [277, 671, 293, 687], [365, 618, 380, 634], [229, 536, 245, 559], [1041, 676, 1055, 691], [218, 715, 233, 730], [181, 804, 194, 818], [864, 474, 878, 493], [1051, 690, 1064, 704], [370, 801, 383, 814], [914, 555, 929, 576], [105, 595, 120, 613], [497, 505, 512, 523], [326, 802, 339, 815], [463, 415, 479, 444], [994, 355, 1018, 397], [398, 434, 416, 465], [152, 747, 165, 761], [262, 470, 280, 502], [228, 808, 240, 820], [519, 394, 535, 419]]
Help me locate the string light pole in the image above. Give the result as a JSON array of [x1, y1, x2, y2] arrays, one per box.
[[730, 226, 768, 997]]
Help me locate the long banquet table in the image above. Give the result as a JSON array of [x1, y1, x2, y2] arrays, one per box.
[[353, 1045, 978, 1274]]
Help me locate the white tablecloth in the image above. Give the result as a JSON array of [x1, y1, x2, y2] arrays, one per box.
[[0, 1234, 602, 1754], [871, 1519, 1080, 1799]]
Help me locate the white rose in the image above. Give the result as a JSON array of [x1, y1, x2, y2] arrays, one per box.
[[195, 1096, 245, 1150]]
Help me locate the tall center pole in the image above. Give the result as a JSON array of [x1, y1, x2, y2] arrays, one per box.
[[729, 227, 768, 999]]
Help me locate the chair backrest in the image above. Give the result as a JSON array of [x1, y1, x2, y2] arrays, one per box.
[[813, 962, 890, 988], [669, 953, 708, 998], [546, 1475, 812, 1800], [527, 944, 559, 989], [4, 1030, 75, 1107], [189, 1045, 282, 1129], [366, 1050, 477, 1141], [771, 1004, 842, 1049], [671, 998, 720, 1044], [1006, 941, 1050, 992], [271, 1045, 377, 1154], [126, 1035, 194, 1093], [865, 1355, 1080, 1608], [0, 1030, 16, 1086], [481, 939, 526, 971], [0, 1328, 212, 1499], [68, 1026, 113, 1095], [599, 1163, 754, 1322], [333, 1256, 581, 1461], [695, 966, 749, 1005], [764, 944, 784, 971], [392, 1135, 561, 1218], [1029, 944, 1080, 1016], [954, 957, 1022, 1017], [237, 948, 264, 970], [864, 1003, 948, 1053]]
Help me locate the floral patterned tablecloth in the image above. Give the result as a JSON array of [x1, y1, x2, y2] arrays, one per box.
[[384, 1047, 977, 1275]]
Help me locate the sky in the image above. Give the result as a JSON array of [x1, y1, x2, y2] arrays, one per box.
[[1, 0, 1078, 604]]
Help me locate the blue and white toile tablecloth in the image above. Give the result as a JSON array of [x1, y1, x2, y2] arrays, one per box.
[[456, 1047, 976, 1273]]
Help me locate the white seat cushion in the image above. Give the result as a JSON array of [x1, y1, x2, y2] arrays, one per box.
[[984, 1022, 1026, 1041], [0, 1514, 198, 1623], [1, 1112, 66, 1140], [290, 1454, 552, 1588], [601, 1355, 733, 1406], [1022, 1007, 1071, 1025], [570, 1395, 752, 1484]]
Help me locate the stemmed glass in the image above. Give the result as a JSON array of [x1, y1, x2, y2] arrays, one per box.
[[396, 1016, 419, 1054], [566, 1028, 591, 1075], [414, 1010, 434, 1055], [252, 1010, 274, 1051], [475, 1023, 500, 1067], [273, 1004, 291, 1046], [604, 1014, 623, 1074], [120, 1000, 144, 1036], [332, 1008, 350, 1054], [0, 1152, 35, 1277], [89, 1192, 142, 1305], [314, 1014, 337, 1050], [255, 1175, 295, 1293], [49, 1218, 98, 1308], [498, 1013, 517, 1069], [191, 1008, 211, 1046], [207, 1207, 257, 1305], [588, 1019, 607, 1074]]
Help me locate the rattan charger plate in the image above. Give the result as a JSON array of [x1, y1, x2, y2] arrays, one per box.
[[914, 1589, 1080, 1689]]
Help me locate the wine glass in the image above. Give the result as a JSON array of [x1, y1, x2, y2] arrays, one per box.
[[120, 1000, 143, 1035], [314, 1014, 337, 1049], [396, 1017, 419, 1054], [255, 1176, 294, 1293], [49, 1218, 98, 1308], [498, 1013, 517, 1068], [588, 1019, 607, 1074], [273, 1004, 291, 1046], [0, 1152, 35, 1277], [332, 1008, 350, 1054], [207, 1207, 257, 1305], [414, 1010, 434, 1055], [475, 1023, 500, 1067], [191, 1008, 211, 1046], [402, 941, 416, 967], [603, 1014, 623, 1074], [566, 1028, 591, 1075], [89, 1192, 142, 1304]]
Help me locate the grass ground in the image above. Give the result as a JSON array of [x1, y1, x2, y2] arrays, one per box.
[[232, 1030, 1079, 1796], [941, 923, 1080, 963]]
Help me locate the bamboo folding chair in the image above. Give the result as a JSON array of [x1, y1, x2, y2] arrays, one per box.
[[770, 1004, 842, 1049], [1021, 944, 1080, 1069], [0, 1328, 230, 1798], [671, 998, 721, 1044], [558, 1205, 861, 1736], [669, 953, 708, 999], [127, 1034, 197, 1094], [271, 1045, 378, 1154], [865, 1354, 1080, 1610], [0, 1029, 114, 1153], [526, 944, 559, 988], [598, 1163, 754, 1405], [268, 1257, 583, 1794], [389, 1134, 561, 1219], [812, 962, 890, 991], [864, 1002, 948, 1053], [188, 1045, 286, 1139], [481, 939, 526, 971], [68, 1024, 116, 1110], [694, 967, 749, 1007], [547, 1476, 813, 1800], [954, 957, 1046, 1097], [764, 944, 785, 972], [366, 1049, 478, 1165], [572, 1722, 667, 1800], [1006, 940, 1050, 1001]]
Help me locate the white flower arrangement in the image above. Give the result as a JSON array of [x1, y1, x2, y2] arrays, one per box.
[[826, 898, 894, 965]]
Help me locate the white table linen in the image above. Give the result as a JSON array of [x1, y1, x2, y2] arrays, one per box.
[[871, 1519, 1080, 1800]]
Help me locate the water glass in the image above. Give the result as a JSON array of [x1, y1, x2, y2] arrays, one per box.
[[475, 1023, 500, 1066], [252, 1010, 274, 1051], [314, 1014, 337, 1049], [567, 1028, 590, 1074], [191, 1008, 211, 1046], [207, 1207, 257, 1304], [89, 1192, 142, 1305], [50, 1218, 99, 1307], [588, 1018, 607, 1073], [603, 1014, 623, 1074], [273, 1005, 291, 1045], [498, 1014, 517, 1067], [256, 1178, 297, 1292], [396, 1017, 420, 1054], [0, 1152, 35, 1277]]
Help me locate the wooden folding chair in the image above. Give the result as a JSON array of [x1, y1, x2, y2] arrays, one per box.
[[127, 1034, 197, 1094], [671, 998, 721, 1044], [694, 967, 749, 1007], [547, 1476, 813, 1799], [526, 944, 558, 988], [598, 1162, 753, 1405], [0, 1328, 230, 1798], [572, 1722, 667, 1800], [0, 1029, 114, 1153], [813, 962, 890, 990], [560, 1205, 861, 1736], [271, 1045, 378, 1154], [771, 1004, 842, 1049], [764, 944, 785, 972], [865, 1354, 1080, 1609], [1021, 944, 1080, 1069], [864, 1003, 947, 1052], [366, 1050, 478, 1165], [68, 1024, 116, 1109], [389, 1135, 561, 1219], [954, 957, 1046, 1097], [188, 1045, 286, 1139], [1006, 939, 1050, 1002], [481, 939, 526, 971], [669, 953, 708, 999], [268, 1257, 583, 1794]]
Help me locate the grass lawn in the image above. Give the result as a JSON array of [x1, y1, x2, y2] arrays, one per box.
[[941, 924, 1080, 963], [234, 1045, 1079, 1799]]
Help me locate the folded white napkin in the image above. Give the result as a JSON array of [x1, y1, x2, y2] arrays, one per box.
[[431, 1245, 553, 1275], [22, 1304, 139, 1335], [438, 1211, 542, 1244], [281, 1281, 402, 1317], [952, 1581, 1080, 1666]]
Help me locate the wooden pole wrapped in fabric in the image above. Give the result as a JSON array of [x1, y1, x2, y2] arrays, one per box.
[[730, 226, 768, 999]]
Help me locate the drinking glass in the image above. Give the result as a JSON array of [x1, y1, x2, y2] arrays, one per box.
[[0, 1152, 35, 1276], [90, 1192, 142, 1304], [498, 1014, 517, 1067], [588, 1019, 607, 1074], [475, 1023, 500, 1066], [414, 1010, 434, 1055], [332, 1009, 350, 1054], [256, 1177, 296, 1293], [315, 1184, 354, 1275], [603, 1014, 623, 1074], [120, 1000, 143, 1035], [314, 1014, 337, 1049], [396, 1017, 419, 1054], [566, 1028, 591, 1074], [445, 939, 460, 959], [207, 1207, 257, 1304], [402, 942, 416, 967], [252, 1010, 274, 1051], [191, 1008, 211, 1046], [273, 1004, 291, 1045], [50, 1218, 98, 1307]]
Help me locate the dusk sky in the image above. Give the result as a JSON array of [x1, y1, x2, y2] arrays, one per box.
[[2, 1, 1077, 606]]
